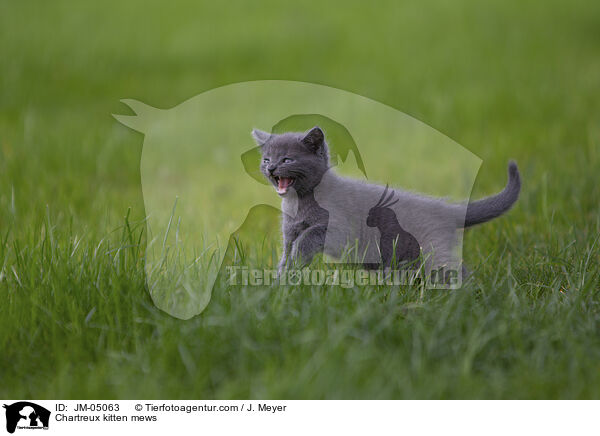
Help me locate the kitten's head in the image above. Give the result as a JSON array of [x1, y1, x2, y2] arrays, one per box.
[[252, 126, 330, 197]]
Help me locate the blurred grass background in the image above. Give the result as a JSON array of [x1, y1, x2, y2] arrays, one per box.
[[0, 0, 599, 398]]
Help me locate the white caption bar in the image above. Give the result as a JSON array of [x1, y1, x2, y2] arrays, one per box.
[[1, 400, 598, 435]]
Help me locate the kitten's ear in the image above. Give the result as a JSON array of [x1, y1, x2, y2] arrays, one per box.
[[302, 126, 325, 153], [251, 129, 271, 146]]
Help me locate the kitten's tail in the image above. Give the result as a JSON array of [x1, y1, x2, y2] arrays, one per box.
[[464, 161, 521, 227]]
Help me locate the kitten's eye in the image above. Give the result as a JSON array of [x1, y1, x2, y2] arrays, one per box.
[[263, 158, 270, 163], [282, 158, 293, 163]]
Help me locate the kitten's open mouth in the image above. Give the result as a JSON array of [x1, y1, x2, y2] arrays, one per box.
[[273, 176, 294, 195]]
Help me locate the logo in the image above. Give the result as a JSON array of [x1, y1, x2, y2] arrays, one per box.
[[3, 402, 50, 434], [113, 80, 482, 319]]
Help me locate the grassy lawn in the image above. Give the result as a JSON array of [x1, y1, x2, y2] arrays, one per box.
[[1, 0, 599, 398]]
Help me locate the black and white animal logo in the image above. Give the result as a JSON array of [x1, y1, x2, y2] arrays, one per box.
[[3, 402, 50, 434]]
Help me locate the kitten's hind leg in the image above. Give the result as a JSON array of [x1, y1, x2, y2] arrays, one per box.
[[290, 224, 327, 268]]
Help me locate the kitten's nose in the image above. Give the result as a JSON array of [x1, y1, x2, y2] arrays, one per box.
[[267, 165, 276, 174]]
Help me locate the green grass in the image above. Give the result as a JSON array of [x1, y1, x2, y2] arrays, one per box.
[[1, 0, 599, 398]]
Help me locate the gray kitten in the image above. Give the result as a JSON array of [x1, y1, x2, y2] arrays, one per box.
[[253, 126, 521, 279]]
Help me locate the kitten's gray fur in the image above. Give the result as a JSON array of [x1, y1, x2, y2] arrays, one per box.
[[253, 126, 521, 276]]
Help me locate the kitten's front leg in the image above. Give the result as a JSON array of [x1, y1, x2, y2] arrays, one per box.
[[278, 217, 294, 277], [290, 224, 327, 268], [278, 238, 292, 277]]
